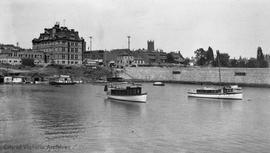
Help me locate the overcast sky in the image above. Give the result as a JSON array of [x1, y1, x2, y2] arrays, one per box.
[[1, 0, 270, 58]]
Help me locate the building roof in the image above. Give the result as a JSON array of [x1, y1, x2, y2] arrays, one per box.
[[32, 24, 83, 43]]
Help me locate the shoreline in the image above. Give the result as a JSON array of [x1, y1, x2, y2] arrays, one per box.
[[127, 79, 270, 88]]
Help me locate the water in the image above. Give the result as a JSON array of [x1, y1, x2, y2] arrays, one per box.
[[0, 83, 270, 153]]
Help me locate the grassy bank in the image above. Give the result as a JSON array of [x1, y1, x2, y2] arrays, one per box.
[[0, 64, 113, 82]]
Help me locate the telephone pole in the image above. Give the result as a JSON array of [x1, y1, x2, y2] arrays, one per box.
[[127, 36, 131, 50], [89, 36, 92, 51]]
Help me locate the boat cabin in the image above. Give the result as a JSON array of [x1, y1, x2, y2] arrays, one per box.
[[107, 77, 124, 82], [111, 86, 142, 96], [196, 88, 221, 94]]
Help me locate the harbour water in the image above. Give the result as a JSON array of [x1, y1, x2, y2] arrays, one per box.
[[0, 83, 270, 153]]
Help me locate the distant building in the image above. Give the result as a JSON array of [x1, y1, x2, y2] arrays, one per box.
[[105, 49, 131, 66], [116, 54, 134, 68], [0, 44, 21, 53], [265, 54, 270, 66], [133, 57, 145, 66], [18, 50, 45, 65], [0, 56, 21, 65], [147, 40, 155, 52], [32, 23, 85, 65], [84, 50, 105, 60], [168, 51, 185, 63], [0, 48, 45, 65], [133, 50, 166, 65]]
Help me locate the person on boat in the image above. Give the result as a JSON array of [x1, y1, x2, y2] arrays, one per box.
[[104, 85, 108, 91]]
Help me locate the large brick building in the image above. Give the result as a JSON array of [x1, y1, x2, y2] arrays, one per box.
[[32, 23, 85, 65]]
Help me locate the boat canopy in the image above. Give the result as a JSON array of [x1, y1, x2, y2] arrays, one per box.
[[107, 77, 125, 82]]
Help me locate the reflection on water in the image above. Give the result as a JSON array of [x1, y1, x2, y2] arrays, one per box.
[[0, 84, 270, 152], [31, 98, 85, 140]]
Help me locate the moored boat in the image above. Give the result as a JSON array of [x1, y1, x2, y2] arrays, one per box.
[[49, 75, 76, 85], [153, 81, 165, 86], [104, 77, 147, 102], [187, 87, 243, 100], [187, 51, 243, 100]]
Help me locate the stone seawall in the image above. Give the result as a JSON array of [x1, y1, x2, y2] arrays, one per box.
[[120, 67, 270, 87]]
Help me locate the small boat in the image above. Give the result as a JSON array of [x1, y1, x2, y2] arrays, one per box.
[[49, 75, 76, 85], [153, 81, 165, 86], [187, 51, 243, 100], [187, 86, 243, 100], [104, 77, 147, 103]]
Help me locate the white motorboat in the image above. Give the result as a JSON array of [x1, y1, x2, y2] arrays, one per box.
[[187, 51, 243, 100], [104, 77, 147, 103], [187, 87, 243, 100], [153, 81, 165, 86]]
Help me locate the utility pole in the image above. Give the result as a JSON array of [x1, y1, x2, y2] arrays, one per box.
[[127, 36, 131, 50], [89, 36, 92, 51]]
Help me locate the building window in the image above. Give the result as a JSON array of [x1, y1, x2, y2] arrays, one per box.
[[75, 48, 78, 53], [75, 55, 78, 60], [71, 48, 74, 52], [71, 54, 74, 59], [75, 61, 78, 64], [62, 61, 65, 64], [62, 54, 66, 59], [62, 47, 65, 52], [75, 42, 78, 46]]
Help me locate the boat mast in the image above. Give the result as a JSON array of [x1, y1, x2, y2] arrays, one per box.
[[217, 50, 222, 87]]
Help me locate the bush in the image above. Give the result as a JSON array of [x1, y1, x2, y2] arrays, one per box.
[[21, 58, 35, 67]]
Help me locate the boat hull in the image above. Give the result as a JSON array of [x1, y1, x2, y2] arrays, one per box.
[[153, 83, 165, 86], [187, 92, 243, 100], [107, 93, 147, 103], [49, 82, 76, 85]]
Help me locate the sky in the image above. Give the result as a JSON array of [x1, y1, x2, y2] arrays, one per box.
[[1, 0, 270, 58]]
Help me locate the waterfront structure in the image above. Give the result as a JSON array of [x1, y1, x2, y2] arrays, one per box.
[[32, 23, 85, 65]]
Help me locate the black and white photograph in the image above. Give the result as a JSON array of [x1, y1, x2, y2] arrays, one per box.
[[0, 0, 270, 152]]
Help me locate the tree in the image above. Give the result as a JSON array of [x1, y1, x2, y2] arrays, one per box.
[[230, 58, 238, 67], [166, 53, 175, 63], [257, 47, 264, 61], [194, 48, 207, 66], [256, 47, 268, 68], [237, 57, 247, 67], [21, 58, 35, 67], [214, 50, 230, 67], [206, 46, 214, 65], [182, 57, 190, 66], [246, 58, 258, 68]]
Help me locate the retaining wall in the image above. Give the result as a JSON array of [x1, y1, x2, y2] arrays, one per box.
[[120, 67, 270, 87]]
